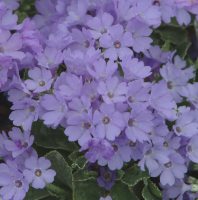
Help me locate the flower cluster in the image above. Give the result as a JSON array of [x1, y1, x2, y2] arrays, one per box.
[[0, 128, 56, 200], [0, 0, 198, 199]]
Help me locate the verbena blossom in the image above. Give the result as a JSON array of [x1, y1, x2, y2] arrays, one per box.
[[97, 167, 116, 190], [150, 153, 187, 186], [186, 135, 198, 163], [126, 19, 152, 53], [87, 12, 114, 39], [40, 94, 67, 127], [24, 67, 53, 93], [124, 107, 153, 143], [23, 155, 56, 189], [100, 135, 132, 170], [97, 77, 127, 104], [0, 30, 25, 60], [160, 59, 194, 102], [36, 47, 63, 69], [93, 103, 125, 141], [0, 161, 29, 200], [9, 98, 39, 131], [3, 127, 34, 158], [99, 24, 134, 60], [126, 80, 150, 108], [64, 110, 93, 146], [121, 57, 151, 80], [87, 58, 117, 80], [173, 111, 198, 138], [149, 81, 177, 120], [81, 138, 114, 164]]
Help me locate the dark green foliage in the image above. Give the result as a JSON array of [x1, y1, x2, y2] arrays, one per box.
[[16, 0, 36, 22], [32, 121, 78, 152]]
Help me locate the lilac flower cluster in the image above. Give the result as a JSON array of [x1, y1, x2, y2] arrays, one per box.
[[0, 128, 56, 200], [0, 0, 198, 199]]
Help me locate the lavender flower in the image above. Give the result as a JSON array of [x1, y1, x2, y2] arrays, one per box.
[[36, 47, 63, 69], [0, 30, 25, 60], [129, 141, 144, 161], [126, 80, 150, 108], [97, 77, 127, 104], [93, 103, 125, 141], [0, 131, 10, 158], [70, 28, 94, 50], [162, 179, 191, 200], [126, 19, 152, 53], [9, 98, 39, 131], [97, 167, 116, 190], [0, 161, 29, 200], [87, 58, 117, 80], [139, 144, 169, 172], [40, 94, 67, 127], [64, 47, 100, 75], [100, 24, 133, 60], [173, 111, 198, 138], [2, 0, 19, 10], [54, 72, 82, 100], [102, 135, 132, 170], [186, 135, 198, 163], [0, 56, 12, 88], [174, 5, 191, 25], [87, 12, 114, 39], [154, 0, 175, 23], [64, 110, 93, 146], [180, 83, 198, 109], [4, 128, 34, 158], [24, 67, 53, 93], [149, 81, 177, 120], [124, 107, 153, 143], [115, 0, 161, 26], [155, 153, 187, 186], [66, 0, 88, 25], [68, 96, 91, 114], [160, 58, 194, 102], [23, 155, 56, 189], [0, 4, 18, 30], [81, 138, 114, 164], [122, 57, 151, 80]]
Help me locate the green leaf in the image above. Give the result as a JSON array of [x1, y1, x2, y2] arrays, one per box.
[[192, 184, 198, 193], [110, 182, 139, 200], [46, 184, 71, 200], [142, 180, 162, 200], [45, 151, 72, 189], [69, 151, 87, 169], [73, 169, 97, 182], [32, 121, 78, 152], [156, 25, 188, 45], [16, 0, 36, 22], [24, 187, 49, 200], [121, 165, 149, 187], [194, 20, 198, 38], [161, 40, 171, 51], [177, 41, 191, 58], [194, 59, 198, 69], [41, 197, 59, 200], [189, 163, 198, 171], [154, 25, 191, 58], [73, 180, 102, 200], [116, 170, 125, 181]]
